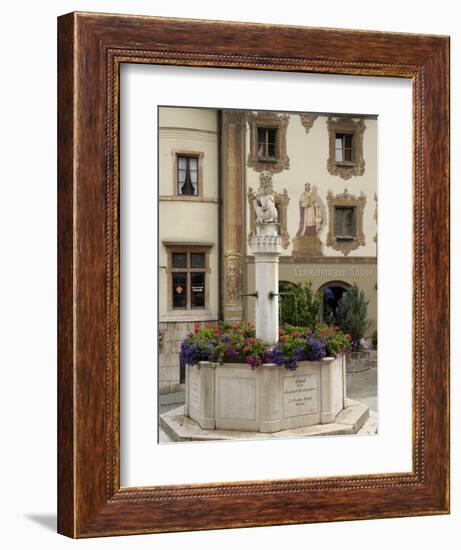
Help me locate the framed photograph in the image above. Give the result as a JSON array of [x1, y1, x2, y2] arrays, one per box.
[[58, 12, 450, 537]]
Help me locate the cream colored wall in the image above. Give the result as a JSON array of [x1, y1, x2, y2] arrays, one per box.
[[245, 114, 378, 258], [158, 107, 219, 321], [159, 107, 218, 134], [158, 107, 219, 199], [244, 112, 378, 334], [158, 108, 378, 329]]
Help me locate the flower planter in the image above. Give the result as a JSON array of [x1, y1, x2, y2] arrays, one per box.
[[185, 356, 346, 433]]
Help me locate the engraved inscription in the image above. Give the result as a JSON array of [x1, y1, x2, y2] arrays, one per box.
[[283, 374, 319, 418]]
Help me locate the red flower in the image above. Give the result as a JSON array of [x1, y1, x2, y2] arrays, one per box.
[[243, 346, 250, 353], [291, 331, 298, 337]]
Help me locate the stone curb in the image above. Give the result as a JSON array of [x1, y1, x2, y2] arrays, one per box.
[[159, 399, 374, 443]]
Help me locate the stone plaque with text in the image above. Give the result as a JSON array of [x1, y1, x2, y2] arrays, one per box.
[[282, 373, 319, 418]]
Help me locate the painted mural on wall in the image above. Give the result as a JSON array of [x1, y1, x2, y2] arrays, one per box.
[[296, 183, 323, 237], [292, 183, 324, 259]]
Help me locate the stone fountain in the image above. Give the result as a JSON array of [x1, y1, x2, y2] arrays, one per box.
[[158, 173, 372, 440]]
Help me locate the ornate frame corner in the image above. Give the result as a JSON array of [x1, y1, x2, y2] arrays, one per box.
[[58, 12, 450, 538]]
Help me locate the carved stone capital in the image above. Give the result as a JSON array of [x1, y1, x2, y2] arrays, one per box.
[[222, 110, 246, 127]]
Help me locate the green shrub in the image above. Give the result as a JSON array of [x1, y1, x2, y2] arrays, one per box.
[[336, 284, 370, 350], [279, 281, 321, 328]]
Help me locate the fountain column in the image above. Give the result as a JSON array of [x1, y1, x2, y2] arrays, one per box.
[[249, 170, 284, 346], [250, 222, 283, 345]]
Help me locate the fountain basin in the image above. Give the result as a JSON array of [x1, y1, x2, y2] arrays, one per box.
[[185, 356, 346, 433]]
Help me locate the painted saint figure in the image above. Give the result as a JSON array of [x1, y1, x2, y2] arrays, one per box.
[[296, 183, 322, 237]]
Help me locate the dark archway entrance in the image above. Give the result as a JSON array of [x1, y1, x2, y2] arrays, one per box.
[[319, 281, 351, 325]]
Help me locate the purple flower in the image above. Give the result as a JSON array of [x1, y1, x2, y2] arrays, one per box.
[[245, 355, 255, 368], [262, 349, 273, 364], [306, 335, 326, 361]]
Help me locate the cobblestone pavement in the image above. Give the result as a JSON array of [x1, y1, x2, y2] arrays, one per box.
[[159, 391, 185, 442], [346, 366, 377, 412]]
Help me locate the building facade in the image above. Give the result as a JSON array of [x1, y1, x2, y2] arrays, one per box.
[[158, 107, 377, 394]]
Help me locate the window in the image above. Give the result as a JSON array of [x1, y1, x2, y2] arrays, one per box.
[[334, 206, 356, 239], [327, 117, 366, 180], [169, 250, 207, 310], [257, 127, 278, 160], [172, 272, 188, 309], [326, 190, 366, 256], [335, 133, 354, 164], [177, 155, 198, 196], [247, 111, 289, 174]]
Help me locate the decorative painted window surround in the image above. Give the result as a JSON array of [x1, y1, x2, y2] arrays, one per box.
[[327, 117, 366, 180], [247, 111, 289, 174], [326, 190, 366, 256]]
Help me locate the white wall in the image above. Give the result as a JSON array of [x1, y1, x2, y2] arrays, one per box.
[[0, 1, 458, 549]]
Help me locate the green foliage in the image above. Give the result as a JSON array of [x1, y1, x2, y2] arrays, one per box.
[[180, 321, 351, 371], [313, 324, 352, 356], [279, 323, 351, 358], [336, 284, 370, 350], [180, 322, 265, 368], [279, 281, 321, 328]]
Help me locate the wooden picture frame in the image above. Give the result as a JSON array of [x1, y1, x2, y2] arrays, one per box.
[[57, 12, 450, 537]]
